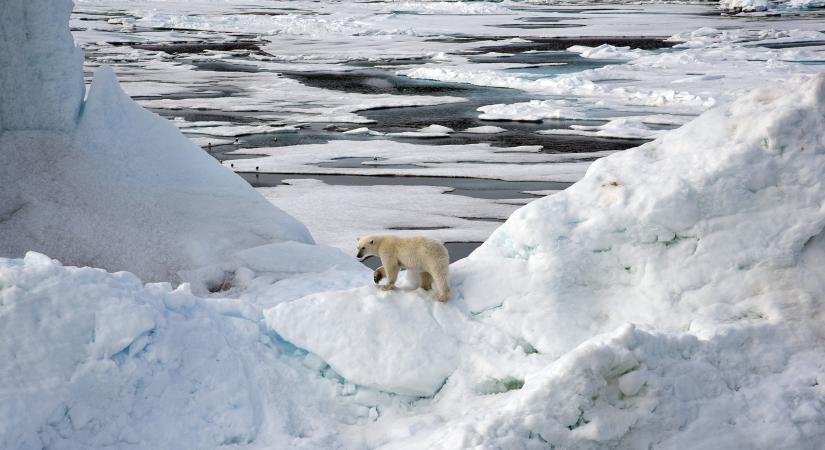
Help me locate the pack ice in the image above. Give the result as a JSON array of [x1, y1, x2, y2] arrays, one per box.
[[3, 0, 825, 449]]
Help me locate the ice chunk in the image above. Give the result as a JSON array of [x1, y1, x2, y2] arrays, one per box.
[[388, 124, 454, 139], [719, 0, 769, 11], [567, 44, 651, 60], [265, 287, 460, 397], [462, 126, 507, 134]]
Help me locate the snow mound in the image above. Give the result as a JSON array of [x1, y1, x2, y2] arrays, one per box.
[[391, 321, 824, 449], [0, 252, 353, 449], [0, 0, 316, 284], [458, 73, 825, 355], [266, 286, 460, 397]]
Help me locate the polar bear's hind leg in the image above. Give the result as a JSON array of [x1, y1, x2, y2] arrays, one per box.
[[420, 272, 433, 291], [432, 259, 450, 302]]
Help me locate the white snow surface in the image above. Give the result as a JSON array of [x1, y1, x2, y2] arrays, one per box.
[[266, 288, 461, 397]]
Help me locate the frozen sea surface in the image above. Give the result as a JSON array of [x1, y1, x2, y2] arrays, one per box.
[[70, 0, 825, 252]]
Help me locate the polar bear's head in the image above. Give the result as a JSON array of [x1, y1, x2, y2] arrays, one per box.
[[356, 235, 377, 260]]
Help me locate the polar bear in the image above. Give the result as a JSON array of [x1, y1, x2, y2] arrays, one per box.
[[356, 235, 450, 302]]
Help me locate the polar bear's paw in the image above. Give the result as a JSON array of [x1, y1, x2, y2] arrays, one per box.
[[373, 266, 385, 284]]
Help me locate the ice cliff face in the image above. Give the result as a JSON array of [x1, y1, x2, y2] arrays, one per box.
[[0, 0, 315, 283]]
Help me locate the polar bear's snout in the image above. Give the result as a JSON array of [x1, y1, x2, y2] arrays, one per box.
[[355, 237, 375, 261]]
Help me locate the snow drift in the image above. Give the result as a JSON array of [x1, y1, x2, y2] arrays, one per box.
[[0, 0, 315, 283]]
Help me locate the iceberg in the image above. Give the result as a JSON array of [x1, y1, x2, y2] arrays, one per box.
[[0, 0, 318, 284]]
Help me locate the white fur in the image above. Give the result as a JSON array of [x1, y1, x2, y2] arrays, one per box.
[[357, 235, 450, 302]]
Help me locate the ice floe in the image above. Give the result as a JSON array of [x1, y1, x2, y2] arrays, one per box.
[[227, 139, 609, 182], [257, 179, 516, 250]]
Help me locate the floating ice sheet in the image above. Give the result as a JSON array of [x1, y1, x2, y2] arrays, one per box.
[[227, 139, 610, 182], [257, 178, 517, 250]]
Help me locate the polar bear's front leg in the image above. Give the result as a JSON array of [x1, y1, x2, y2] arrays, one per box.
[[373, 266, 385, 284], [380, 260, 399, 291]]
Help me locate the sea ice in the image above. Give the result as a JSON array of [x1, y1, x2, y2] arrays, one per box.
[[462, 125, 507, 134], [719, 0, 769, 11], [227, 139, 603, 182], [257, 179, 516, 250]]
